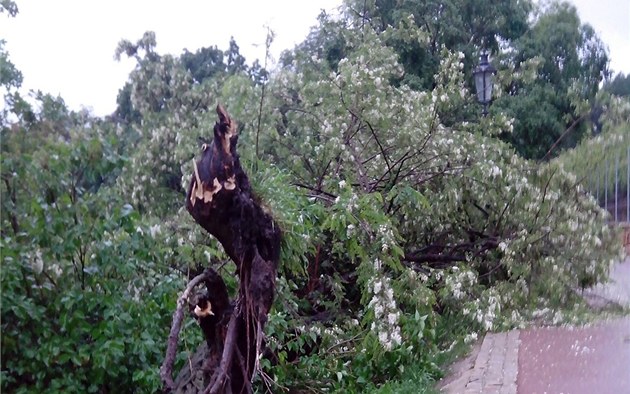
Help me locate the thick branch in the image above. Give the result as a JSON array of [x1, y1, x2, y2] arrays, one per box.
[[160, 270, 213, 390], [404, 238, 500, 267], [404, 253, 466, 263], [205, 311, 239, 394]]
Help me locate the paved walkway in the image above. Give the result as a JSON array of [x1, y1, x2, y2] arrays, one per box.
[[583, 257, 630, 307], [518, 317, 630, 393], [440, 257, 630, 394]]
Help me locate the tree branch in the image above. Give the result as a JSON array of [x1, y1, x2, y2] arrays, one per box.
[[160, 269, 213, 391], [541, 112, 589, 161]]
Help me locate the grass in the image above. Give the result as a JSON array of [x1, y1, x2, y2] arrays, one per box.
[[365, 362, 439, 394]]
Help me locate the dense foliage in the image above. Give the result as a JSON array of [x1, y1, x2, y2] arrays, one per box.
[[2, 1, 626, 393], [308, 0, 609, 159]]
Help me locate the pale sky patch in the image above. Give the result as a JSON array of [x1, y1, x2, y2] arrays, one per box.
[[569, 0, 629, 76], [1, 0, 341, 116]]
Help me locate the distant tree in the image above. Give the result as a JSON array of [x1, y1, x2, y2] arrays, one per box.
[[114, 31, 159, 63], [0, 40, 21, 90], [279, 10, 349, 72], [114, 35, 257, 123], [0, 0, 18, 17], [0, 40, 33, 125], [248, 59, 268, 85], [605, 73, 630, 97], [225, 37, 247, 75], [497, 1, 609, 159], [181, 45, 226, 83], [114, 82, 141, 124], [344, 0, 533, 89]]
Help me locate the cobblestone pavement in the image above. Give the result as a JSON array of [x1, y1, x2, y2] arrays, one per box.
[[441, 258, 630, 394], [440, 331, 520, 394]]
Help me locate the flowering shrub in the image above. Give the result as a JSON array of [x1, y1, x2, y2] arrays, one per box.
[[247, 16, 622, 391], [0, 121, 198, 392]]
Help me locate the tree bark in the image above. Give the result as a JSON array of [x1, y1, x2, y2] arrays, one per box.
[[162, 105, 281, 394]]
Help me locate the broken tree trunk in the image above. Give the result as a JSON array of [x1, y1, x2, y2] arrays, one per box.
[[160, 105, 281, 394]]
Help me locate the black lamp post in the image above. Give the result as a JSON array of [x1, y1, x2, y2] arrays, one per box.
[[473, 52, 497, 117]]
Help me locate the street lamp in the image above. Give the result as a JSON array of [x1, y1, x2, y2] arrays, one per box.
[[473, 51, 497, 117]]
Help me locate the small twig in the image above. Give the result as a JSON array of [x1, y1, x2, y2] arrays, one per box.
[[253, 319, 264, 380], [325, 330, 366, 353], [541, 112, 588, 161], [291, 182, 337, 199], [41, 270, 58, 288], [160, 270, 212, 391]]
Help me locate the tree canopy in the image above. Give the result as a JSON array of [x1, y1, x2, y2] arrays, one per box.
[[288, 0, 609, 159]]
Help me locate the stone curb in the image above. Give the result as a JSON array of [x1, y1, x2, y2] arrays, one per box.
[[442, 330, 520, 394]]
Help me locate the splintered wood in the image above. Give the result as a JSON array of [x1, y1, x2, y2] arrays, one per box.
[[190, 159, 224, 206]]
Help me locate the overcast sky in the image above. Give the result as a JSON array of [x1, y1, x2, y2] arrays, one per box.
[[1, 0, 628, 117]]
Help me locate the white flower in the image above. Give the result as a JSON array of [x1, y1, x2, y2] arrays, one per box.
[[374, 304, 384, 317], [373, 280, 382, 294], [31, 249, 44, 274], [464, 332, 478, 344], [490, 165, 502, 177], [50, 264, 63, 277], [149, 224, 161, 238], [391, 330, 402, 346]]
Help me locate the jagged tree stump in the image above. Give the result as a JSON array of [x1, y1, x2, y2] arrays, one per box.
[[160, 105, 281, 394]]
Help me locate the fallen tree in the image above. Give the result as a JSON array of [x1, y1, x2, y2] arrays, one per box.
[[160, 105, 281, 394]]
